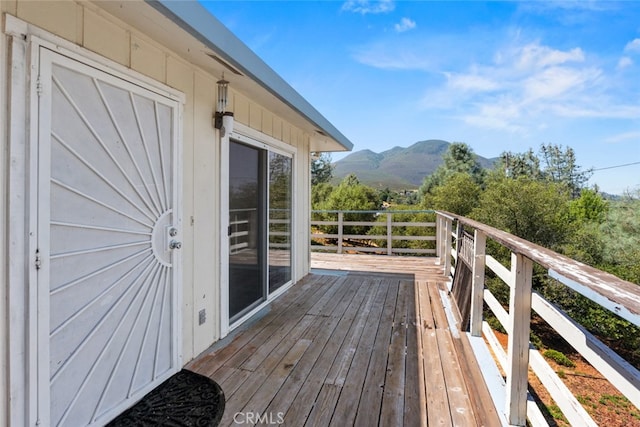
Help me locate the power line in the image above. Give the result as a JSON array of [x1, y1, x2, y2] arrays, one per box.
[[592, 161, 640, 172]]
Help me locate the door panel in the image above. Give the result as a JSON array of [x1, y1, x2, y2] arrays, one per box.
[[40, 49, 181, 426], [229, 141, 266, 321], [268, 152, 292, 292]]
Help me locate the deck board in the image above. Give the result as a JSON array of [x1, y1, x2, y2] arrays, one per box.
[[188, 253, 502, 426]]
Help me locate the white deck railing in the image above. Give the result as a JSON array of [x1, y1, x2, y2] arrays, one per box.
[[436, 211, 640, 426], [311, 210, 436, 255]]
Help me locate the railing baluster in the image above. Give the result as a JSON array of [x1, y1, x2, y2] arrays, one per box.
[[470, 230, 486, 337], [386, 212, 393, 255], [443, 218, 452, 278], [505, 252, 533, 426], [337, 211, 344, 254], [435, 214, 442, 260]]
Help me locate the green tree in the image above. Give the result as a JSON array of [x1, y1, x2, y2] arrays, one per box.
[[539, 144, 593, 198], [315, 174, 380, 235], [311, 182, 333, 210], [423, 172, 480, 216], [311, 152, 334, 186], [499, 149, 543, 180], [419, 142, 485, 197], [599, 192, 640, 284], [568, 188, 608, 224], [471, 175, 571, 249]]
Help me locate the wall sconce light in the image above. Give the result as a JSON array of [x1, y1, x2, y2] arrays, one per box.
[[214, 74, 234, 134]]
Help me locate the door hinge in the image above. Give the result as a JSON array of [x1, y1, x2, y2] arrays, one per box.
[[35, 249, 42, 270], [36, 75, 43, 97]]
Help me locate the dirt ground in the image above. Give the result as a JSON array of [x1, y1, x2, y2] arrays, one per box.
[[492, 319, 640, 427]]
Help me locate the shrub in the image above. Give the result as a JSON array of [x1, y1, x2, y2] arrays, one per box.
[[543, 349, 576, 368]]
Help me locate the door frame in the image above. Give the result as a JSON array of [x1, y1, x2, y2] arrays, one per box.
[[4, 15, 185, 426], [219, 122, 297, 338]]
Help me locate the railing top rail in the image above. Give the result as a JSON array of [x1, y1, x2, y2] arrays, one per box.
[[436, 210, 640, 323], [312, 209, 435, 214]]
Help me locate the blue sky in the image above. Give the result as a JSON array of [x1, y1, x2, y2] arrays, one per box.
[[202, 1, 640, 195]]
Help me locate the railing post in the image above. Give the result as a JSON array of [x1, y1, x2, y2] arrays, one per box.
[[505, 252, 533, 426], [337, 212, 344, 254], [435, 214, 442, 260], [443, 218, 452, 277], [470, 230, 486, 337], [386, 212, 393, 255]]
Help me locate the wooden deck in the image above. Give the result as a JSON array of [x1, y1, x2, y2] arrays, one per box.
[[188, 253, 501, 426]]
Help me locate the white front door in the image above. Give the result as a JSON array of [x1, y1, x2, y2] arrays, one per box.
[[37, 48, 182, 426]]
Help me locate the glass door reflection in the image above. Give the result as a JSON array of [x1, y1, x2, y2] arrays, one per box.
[[268, 152, 292, 292], [229, 141, 266, 321]]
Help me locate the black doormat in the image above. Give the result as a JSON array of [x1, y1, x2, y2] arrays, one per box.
[[107, 369, 225, 427]]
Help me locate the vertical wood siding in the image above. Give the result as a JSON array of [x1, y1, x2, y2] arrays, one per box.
[[3, 0, 313, 373]]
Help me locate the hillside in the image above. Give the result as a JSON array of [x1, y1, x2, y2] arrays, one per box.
[[332, 140, 495, 189]]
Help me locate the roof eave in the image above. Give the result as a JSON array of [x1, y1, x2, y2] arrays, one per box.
[[146, 0, 353, 152]]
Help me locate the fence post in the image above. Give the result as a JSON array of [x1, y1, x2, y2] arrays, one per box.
[[386, 212, 393, 255], [470, 230, 486, 337], [505, 252, 533, 426], [337, 212, 344, 254]]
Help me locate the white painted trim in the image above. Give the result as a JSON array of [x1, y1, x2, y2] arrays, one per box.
[[469, 328, 507, 427], [483, 289, 510, 333], [481, 324, 549, 427], [505, 253, 533, 426], [470, 230, 486, 337], [549, 269, 640, 328], [528, 349, 597, 426], [172, 83, 185, 371], [219, 124, 230, 338], [221, 126, 297, 339], [6, 29, 38, 427], [231, 122, 297, 155], [0, 17, 8, 427], [486, 255, 512, 287], [35, 45, 52, 427]]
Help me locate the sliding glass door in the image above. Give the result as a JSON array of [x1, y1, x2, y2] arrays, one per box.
[[228, 140, 293, 324], [229, 142, 266, 321], [268, 152, 292, 293]]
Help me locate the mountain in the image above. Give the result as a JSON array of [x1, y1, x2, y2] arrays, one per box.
[[332, 140, 496, 190]]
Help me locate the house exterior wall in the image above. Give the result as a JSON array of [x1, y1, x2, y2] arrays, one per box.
[[0, 2, 313, 424]]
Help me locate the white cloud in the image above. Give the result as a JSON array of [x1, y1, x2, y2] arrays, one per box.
[[394, 18, 416, 33], [512, 43, 584, 70], [605, 131, 640, 144], [523, 66, 600, 102], [418, 40, 640, 133], [342, 0, 394, 15], [446, 72, 501, 92], [462, 100, 525, 133], [352, 42, 434, 70], [624, 38, 640, 53], [618, 56, 633, 69]]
